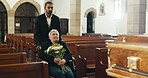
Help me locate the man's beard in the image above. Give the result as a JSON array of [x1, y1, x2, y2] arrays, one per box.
[[47, 11, 52, 16]]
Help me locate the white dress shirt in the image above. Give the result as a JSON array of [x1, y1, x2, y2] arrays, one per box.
[[45, 14, 52, 28]]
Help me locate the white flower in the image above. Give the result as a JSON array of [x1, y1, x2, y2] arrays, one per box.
[[60, 45, 63, 49], [55, 51, 60, 54], [47, 46, 52, 52], [52, 46, 61, 50]]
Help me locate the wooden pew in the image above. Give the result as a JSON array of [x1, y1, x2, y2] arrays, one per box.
[[6, 34, 112, 73], [82, 33, 102, 37], [75, 43, 106, 78], [6, 34, 113, 62], [6, 33, 36, 62], [67, 40, 105, 56], [0, 52, 27, 65], [116, 34, 148, 43], [15, 35, 26, 52], [95, 48, 108, 78], [0, 47, 16, 54], [14, 33, 33, 52], [82, 33, 114, 38], [76, 55, 87, 78], [62, 35, 112, 42], [62, 35, 113, 78], [0, 62, 49, 78], [0, 43, 9, 48], [5, 33, 33, 51], [25, 36, 36, 62], [63, 35, 113, 55], [75, 44, 106, 65], [6, 33, 13, 47], [106, 41, 148, 78]]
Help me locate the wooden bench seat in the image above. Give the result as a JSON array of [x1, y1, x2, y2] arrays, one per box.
[[0, 52, 27, 65], [62, 35, 112, 42], [0, 62, 49, 78], [0, 47, 16, 53], [0, 43, 9, 48], [67, 41, 105, 56]]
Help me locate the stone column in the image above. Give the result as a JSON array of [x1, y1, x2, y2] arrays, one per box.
[[127, 0, 146, 34], [70, 0, 81, 36], [8, 10, 15, 33]]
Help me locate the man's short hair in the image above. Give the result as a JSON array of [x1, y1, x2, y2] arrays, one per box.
[[44, 1, 53, 8]]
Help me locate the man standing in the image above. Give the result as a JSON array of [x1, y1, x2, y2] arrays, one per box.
[[34, 1, 61, 49]]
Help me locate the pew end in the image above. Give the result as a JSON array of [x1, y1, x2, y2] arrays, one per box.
[[95, 48, 109, 78], [75, 55, 87, 78]]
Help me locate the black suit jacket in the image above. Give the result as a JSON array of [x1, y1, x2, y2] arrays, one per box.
[[34, 13, 61, 45]]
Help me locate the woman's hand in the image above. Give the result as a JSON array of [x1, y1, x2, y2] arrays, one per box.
[[54, 58, 61, 64], [58, 59, 66, 65]]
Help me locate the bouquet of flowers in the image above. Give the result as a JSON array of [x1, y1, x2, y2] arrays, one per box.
[[44, 44, 67, 74]]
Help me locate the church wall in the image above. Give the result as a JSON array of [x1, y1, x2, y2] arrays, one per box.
[[53, 0, 70, 33], [117, 0, 127, 34], [81, 0, 97, 34], [80, 0, 128, 34], [2, 0, 144, 35], [95, 0, 117, 34], [53, 0, 70, 18], [81, 0, 118, 34], [6, 0, 19, 9], [95, 0, 128, 34]]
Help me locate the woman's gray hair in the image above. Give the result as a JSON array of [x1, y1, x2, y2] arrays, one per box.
[[48, 29, 59, 36]]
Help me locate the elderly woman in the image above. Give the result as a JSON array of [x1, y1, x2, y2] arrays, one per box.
[[39, 29, 74, 78]]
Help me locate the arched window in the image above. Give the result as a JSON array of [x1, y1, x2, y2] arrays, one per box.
[[15, 2, 39, 33], [0, 2, 7, 43]]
